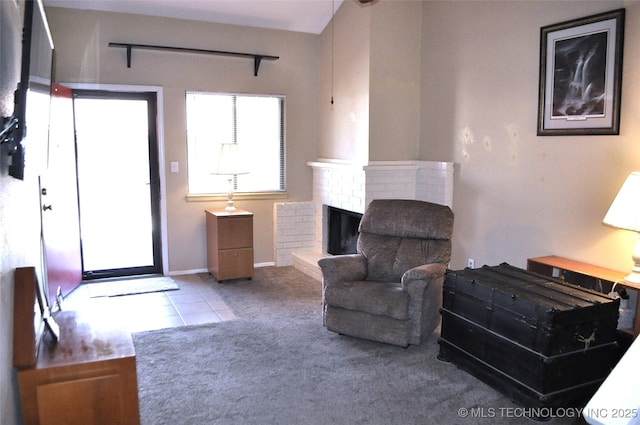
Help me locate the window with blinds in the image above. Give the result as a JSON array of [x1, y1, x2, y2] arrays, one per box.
[[186, 92, 285, 195]]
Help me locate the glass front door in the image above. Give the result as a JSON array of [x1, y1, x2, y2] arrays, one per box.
[[73, 90, 162, 279]]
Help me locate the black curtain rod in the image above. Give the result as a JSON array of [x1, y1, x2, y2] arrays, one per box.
[[108, 42, 279, 76]]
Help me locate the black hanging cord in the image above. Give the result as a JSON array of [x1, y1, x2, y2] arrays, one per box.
[[331, 0, 335, 105]]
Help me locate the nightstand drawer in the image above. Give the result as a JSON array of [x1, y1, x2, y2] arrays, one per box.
[[216, 248, 254, 280], [216, 216, 253, 250]]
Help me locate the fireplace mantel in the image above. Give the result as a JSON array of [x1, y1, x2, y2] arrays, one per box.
[[308, 159, 426, 171], [308, 159, 453, 213]]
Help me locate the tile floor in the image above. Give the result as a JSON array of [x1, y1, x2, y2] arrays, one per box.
[[62, 273, 236, 333]]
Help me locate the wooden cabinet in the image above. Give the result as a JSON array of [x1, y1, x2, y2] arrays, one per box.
[[16, 310, 140, 425], [527, 255, 639, 337], [206, 209, 254, 281]]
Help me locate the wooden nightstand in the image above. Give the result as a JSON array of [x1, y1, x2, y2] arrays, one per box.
[[527, 255, 639, 337], [205, 209, 254, 281], [16, 310, 140, 425], [13, 267, 140, 425]]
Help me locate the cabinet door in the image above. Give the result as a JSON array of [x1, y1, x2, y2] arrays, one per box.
[[37, 375, 124, 425], [217, 249, 254, 280], [217, 217, 253, 249]]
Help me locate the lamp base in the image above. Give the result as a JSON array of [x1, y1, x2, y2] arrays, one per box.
[[225, 177, 236, 212], [623, 271, 640, 286], [623, 235, 640, 287]]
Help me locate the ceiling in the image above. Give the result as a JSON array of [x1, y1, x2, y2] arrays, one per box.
[[43, 0, 346, 34]]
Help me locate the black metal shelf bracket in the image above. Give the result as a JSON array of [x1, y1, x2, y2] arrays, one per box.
[[108, 42, 279, 77]]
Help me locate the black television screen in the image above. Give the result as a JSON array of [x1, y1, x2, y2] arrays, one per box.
[[0, 0, 21, 162], [8, 0, 54, 180]]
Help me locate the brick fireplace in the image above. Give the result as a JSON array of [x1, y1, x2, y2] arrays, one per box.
[[274, 159, 454, 280]]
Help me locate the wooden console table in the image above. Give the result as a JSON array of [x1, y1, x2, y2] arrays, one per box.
[[16, 310, 140, 425], [527, 255, 639, 337]]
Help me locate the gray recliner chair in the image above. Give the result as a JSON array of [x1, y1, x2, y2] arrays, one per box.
[[318, 199, 454, 347]]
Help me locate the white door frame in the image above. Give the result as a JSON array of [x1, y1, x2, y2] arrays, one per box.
[[62, 83, 169, 276]]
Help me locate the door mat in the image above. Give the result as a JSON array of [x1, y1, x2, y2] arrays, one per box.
[[87, 276, 179, 298]]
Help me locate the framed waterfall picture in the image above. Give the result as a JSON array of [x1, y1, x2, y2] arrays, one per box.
[[537, 9, 625, 136]]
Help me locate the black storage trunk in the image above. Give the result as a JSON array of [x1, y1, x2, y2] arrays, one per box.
[[438, 263, 620, 411]]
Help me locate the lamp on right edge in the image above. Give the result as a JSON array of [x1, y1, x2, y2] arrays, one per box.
[[603, 172, 640, 286]]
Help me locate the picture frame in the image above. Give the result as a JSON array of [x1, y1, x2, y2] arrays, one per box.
[[537, 9, 625, 136]]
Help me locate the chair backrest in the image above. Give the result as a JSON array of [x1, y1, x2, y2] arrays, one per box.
[[357, 199, 453, 282]]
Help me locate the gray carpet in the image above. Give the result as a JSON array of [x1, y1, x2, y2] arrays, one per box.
[[132, 267, 584, 425]]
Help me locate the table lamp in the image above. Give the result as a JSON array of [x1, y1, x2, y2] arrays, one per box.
[[602, 172, 640, 286], [212, 143, 249, 212]]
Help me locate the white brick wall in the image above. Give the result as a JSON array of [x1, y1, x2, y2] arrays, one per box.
[[273, 201, 315, 266], [276, 159, 454, 273], [417, 161, 455, 208], [363, 162, 421, 204]]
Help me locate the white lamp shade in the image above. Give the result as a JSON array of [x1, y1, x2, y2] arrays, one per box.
[[603, 172, 640, 232], [212, 143, 249, 176]]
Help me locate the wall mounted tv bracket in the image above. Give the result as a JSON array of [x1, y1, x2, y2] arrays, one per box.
[[0, 117, 19, 149]]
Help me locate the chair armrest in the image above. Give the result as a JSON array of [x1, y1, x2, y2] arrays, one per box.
[[318, 254, 367, 285], [401, 263, 447, 291]]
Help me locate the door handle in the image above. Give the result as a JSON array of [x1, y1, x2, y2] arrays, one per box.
[[43, 204, 52, 211]]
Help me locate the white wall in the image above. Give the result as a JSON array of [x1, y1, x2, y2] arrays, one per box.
[[5, 2, 640, 423], [318, 0, 424, 163], [46, 7, 320, 272], [369, 0, 422, 161], [1, 1, 43, 423], [46, 1, 640, 278], [0, 162, 42, 425], [319, 0, 371, 163], [420, 1, 640, 272], [320, 0, 640, 273]]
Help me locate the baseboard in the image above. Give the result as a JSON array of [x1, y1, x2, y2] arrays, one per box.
[[168, 263, 276, 277], [168, 268, 208, 276]]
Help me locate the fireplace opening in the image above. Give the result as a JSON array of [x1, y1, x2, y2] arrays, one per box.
[[326, 206, 363, 255]]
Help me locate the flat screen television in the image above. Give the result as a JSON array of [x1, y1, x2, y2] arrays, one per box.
[[1, 0, 54, 180]]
